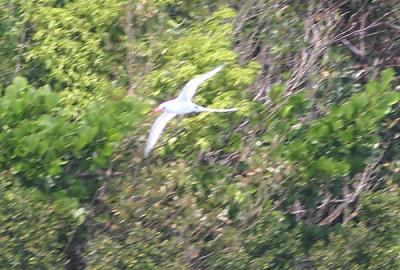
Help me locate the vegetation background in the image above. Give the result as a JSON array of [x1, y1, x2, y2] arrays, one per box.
[[0, 0, 399, 269]]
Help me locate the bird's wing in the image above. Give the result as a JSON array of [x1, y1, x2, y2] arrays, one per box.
[[144, 112, 176, 157], [176, 64, 225, 102]]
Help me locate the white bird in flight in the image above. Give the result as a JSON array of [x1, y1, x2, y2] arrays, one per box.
[[144, 64, 237, 157]]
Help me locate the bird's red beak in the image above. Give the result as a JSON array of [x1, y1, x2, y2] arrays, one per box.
[[152, 107, 162, 114]]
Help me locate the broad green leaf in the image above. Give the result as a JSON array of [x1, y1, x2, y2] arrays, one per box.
[[44, 92, 59, 110], [384, 91, 400, 106], [12, 76, 28, 90], [331, 119, 344, 132], [72, 207, 86, 226], [366, 80, 379, 95], [281, 105, 293, 118], [380, 68, 395, 89], [341, 103, 354, 120], [269, 84, 285, 103], [352, 94, 369, 110]]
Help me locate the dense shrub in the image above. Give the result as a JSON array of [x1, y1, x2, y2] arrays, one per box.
[[0, 179, 75, 268], [0, 76, 146, 199], [0, 1, 399, 269]]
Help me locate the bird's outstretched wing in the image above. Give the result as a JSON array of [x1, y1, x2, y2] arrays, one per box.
[[144, 112, 176, 157], [176, 64, 225, 102]]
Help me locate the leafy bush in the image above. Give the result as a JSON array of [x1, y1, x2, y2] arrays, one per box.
[[0, 1, 399, 269], [310, 191, 400, 269], [20, 0, 125, 92], [0, 179, 76, 268], [85, 226, 187, 270], [0, 76, 146, 199], [275, 69, 399, 207]]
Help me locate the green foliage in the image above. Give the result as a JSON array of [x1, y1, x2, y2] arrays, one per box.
[[1, 0, 399, 269], [20, 0, 125, 92], [177, 202, 305, 270], [276, 69, 399, 206], [0, 1, 22, 87], [310, 191, 400, 269], [0, 179, 75, 268], [0, 76, 146, 198], [82, 170, 304, 269], [85, 226, 187, 269]]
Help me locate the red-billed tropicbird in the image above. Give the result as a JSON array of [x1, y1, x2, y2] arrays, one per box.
[[144, 65, 237, 157]]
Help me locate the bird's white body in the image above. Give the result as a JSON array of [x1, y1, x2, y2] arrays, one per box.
[[160, 99, 237, 114], [160, 99, 198, 114], [144, 65, 237, 157]]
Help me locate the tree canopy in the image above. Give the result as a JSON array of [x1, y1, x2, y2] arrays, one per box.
[[0, 0, 399, 269]]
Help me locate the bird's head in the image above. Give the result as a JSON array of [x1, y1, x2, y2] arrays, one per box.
[[152, 102, 167, 113]]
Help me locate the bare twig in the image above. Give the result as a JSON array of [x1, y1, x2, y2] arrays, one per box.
[[341, 38, 363, 56], [124, 0, 135, 96]]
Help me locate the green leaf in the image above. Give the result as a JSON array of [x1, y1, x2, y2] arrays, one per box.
[[4, 84, 18, 99], [54, 192, 79, 213], [269, 84, 285, 103], [338, 128, 355, 147], [352, 94, 369, 110], [12, 76, 28, 89], [72, 207, 86, 226], [281, 105, 293, 118], [289, 92, 308, 108], [76, 125, 98, 150], [49, 159, 63, 176], [38, 115, 57, 128], [311, 124, 330, 139], [366, 80, 379, 95], [196, 137, 211, 151], [380, 68, 395, 89], [38, 84, 51, 93], [45, 92, 59, 110], [384, 91, 400, 106], [331, 119, 344, 132], [313, 157, 349, 176], [341, 103, 354, 120]]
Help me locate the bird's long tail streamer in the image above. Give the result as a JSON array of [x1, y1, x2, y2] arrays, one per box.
[[198, 107, 238, 113]]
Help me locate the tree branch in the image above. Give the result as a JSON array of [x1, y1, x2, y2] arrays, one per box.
[[125, 0, 135, 96]]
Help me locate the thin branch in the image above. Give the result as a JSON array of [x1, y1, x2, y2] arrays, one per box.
[[341, 38, 363, 56], [125, 0, 135, 96]]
